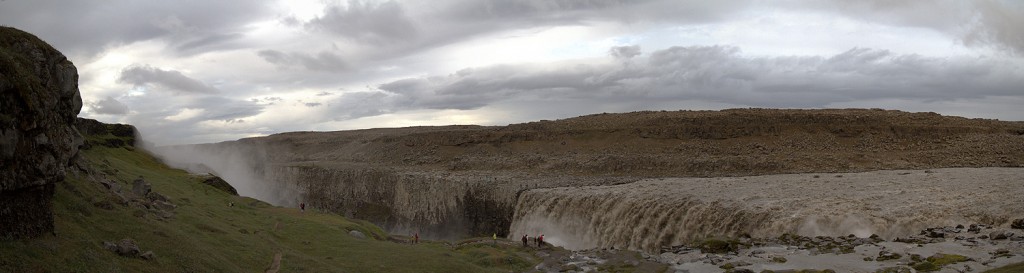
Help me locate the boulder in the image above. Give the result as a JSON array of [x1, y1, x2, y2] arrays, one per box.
[[1012, 219, 1024, 230], [989, 231, 1010, 240], [140, 250, 155, 260], [146, 191, 169, 203], [131, 177, 151, 197], [152, 200, 176, 212], [1, 26, 83, 239], [348, 230, 366, 239], [104, 238, 141, 257]]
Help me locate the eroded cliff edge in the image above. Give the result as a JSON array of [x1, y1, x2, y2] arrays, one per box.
[[155, 109, 1024, 243], [0, 27, 83, 239]]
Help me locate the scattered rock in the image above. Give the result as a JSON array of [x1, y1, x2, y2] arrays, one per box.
[[152, 200, 176, 212], [925, 228, 945, 238], [1012, 219, 1024, 230], [877, 250, 902, 261], [147, 192, 169, 203], [140, 250, 155, 260], [104, 238, 141, 257], [989, 230, 1010, 240], [131, 177, 151, 197]]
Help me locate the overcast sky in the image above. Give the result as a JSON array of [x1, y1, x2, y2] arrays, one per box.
[[3, 0, 1023, 145]]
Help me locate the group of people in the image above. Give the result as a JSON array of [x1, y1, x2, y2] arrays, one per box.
[[521, 233, 544, 248]]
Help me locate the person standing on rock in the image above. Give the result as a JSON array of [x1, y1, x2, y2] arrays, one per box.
[[538, 234, 544, 248], [522, 234, 529, 247]]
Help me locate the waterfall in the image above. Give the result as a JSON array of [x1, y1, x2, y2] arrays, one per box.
[[510, 168, 1024, 252]]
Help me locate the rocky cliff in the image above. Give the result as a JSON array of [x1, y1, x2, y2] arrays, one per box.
[[0, 27, 83, 239], [154, 109, 1024, 243]]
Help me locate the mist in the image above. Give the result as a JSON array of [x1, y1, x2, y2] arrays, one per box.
[[141, 135, 303, 207]]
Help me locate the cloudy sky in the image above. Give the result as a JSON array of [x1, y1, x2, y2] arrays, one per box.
[[2, 0, 1023, 145]]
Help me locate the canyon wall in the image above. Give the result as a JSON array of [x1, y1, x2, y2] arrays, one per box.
[[152, 109, 1024, 248]]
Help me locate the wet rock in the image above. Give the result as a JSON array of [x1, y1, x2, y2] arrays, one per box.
[[968, 224, 982, 233], [877, 250, 902, 261], [1012, 218, 1024, 229], [989, 230, 1010, 240], [925, 228, 945, 238]]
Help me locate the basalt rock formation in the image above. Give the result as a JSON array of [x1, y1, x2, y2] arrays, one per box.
[[76, 117, 137, 149], [0, 27, 83, 239], [155, 109, 1024, 246]]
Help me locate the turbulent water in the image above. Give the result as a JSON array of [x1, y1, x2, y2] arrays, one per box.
[[510, 168, 1024, 252]]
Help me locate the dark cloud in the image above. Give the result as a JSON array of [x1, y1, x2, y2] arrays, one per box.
[[307, 0, 418, 45], [0, 0, 272, 58], [174, 33, 245, 54], [119, 65, 218, 94], [193, 96, 264, 121], [438, 0, 748, 26], [87, 96, 129, 115], [351, 45, 1024, 117], [968, 0, 1024, 55], [257, 50, 349, 72]]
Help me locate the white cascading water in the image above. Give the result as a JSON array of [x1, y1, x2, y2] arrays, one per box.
[[510, 168, 1024, 252]]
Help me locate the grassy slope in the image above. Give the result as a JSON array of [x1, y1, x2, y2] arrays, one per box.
[[0, 145, 536, 272]]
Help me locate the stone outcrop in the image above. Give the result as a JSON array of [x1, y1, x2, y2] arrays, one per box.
[[202, 175, 238, 196], [76, 118, 136, 149], [0, 27, 83, 239]]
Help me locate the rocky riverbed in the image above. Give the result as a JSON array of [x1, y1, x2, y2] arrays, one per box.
[[528, 223, 1024, 273]]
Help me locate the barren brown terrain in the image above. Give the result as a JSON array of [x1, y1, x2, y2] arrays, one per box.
[[156, 108, 1024, 246]]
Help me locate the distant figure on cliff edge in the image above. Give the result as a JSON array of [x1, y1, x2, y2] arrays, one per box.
[[300, 202, 305, 212], [538, 234, 544, 248], [522, 234, 528, 247], [413, 232, 419, 244], [492, 233, 497, 245]]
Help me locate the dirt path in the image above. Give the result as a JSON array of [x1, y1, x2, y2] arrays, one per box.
[[264, 252, 282, 273]]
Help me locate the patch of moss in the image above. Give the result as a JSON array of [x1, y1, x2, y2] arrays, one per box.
[[912, 261, 939, 272], [926, 253, 970, 266], [875, 266, 912, 273], [698, 238, 742, 254]]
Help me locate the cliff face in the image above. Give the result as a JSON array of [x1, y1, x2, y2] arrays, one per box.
[[0, 27, 83, 239], [155, 109, 1024, 242]]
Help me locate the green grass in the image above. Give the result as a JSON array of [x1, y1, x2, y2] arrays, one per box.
[[984, 262, 1024, 273], [0, 146, 536, 272]]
